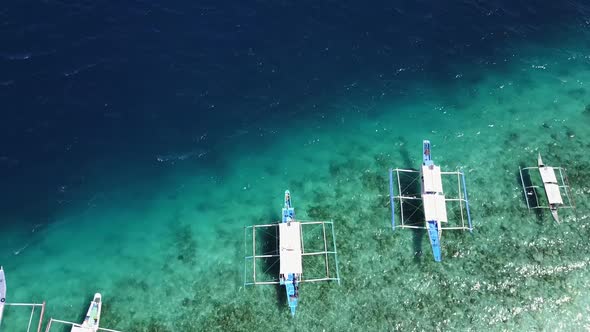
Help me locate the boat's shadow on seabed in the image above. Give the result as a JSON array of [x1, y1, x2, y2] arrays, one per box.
[[398, 139, 427, 261], [397, 169, 427, 261], [257, 211, 287, 309], [517, 163, 543, 221]]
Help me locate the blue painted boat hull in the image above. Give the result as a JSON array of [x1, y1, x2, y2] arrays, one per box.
[[282, 190, 295, 223], [423, 140, 433, 166], [426, 220, 442, 262], [281, 273, 299, 317]]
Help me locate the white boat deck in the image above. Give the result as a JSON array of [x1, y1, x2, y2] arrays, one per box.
[[423, 194, 448, 222], [279, 222, 303, 275], [422, 165, 443, 193], [544, 183, 564, 205], [539, 166, 563, 205], [421, 164, 448, 222], [539, 166, 558, 184]]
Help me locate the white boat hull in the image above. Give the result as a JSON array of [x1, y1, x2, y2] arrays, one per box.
[[71, 293, 101, 332], [0, 267, 5, 326]]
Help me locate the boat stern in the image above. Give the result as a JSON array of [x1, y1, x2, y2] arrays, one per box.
[[281, 273, 299, 317], [289, 300, 297, 317], [551, 208, 560, 224], [426, 221, 442, 262]]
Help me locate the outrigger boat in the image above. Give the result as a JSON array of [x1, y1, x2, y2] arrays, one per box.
[[519, 153, 575, 223], [389, 140, 473, 262], [244, 190, 341, 317], [71, 293, 102, 332]]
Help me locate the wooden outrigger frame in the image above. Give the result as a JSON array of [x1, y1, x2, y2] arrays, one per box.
[[243, 220, 341, 286]]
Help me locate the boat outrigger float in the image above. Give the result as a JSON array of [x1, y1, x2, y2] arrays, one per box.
[[389, 140, 473, 262], [519, 153, 575, 223], [244, 190, 341, 317]]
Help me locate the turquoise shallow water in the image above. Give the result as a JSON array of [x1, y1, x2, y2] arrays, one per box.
[[2, 26, 590, 332]]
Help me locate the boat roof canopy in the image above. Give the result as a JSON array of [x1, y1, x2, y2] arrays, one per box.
[[422, 165, 443, 193], [539, 166, 564, 205], [544, 183, 564, 205], [540, 166, 558, 184], [423, 194, 448, 223]]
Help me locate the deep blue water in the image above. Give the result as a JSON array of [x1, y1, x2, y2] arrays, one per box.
[[0, 0, 589, 244]]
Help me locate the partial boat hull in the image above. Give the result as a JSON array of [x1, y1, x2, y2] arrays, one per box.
[[0, 267, 5, 326], [423, 140, 433, 165], [426, 221, 442, 262], [538, 153, 545, 167], [71, 293, 101, 332], [282, 190, 295, 223], [283, 274, 299, 317]]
